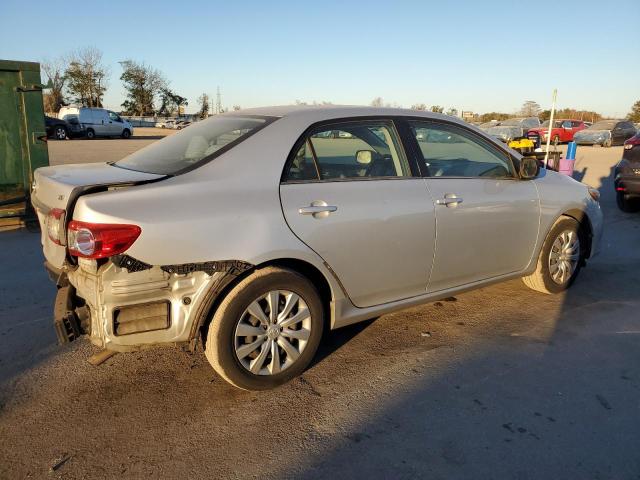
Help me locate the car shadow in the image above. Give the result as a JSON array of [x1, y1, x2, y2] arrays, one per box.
[[311, 318, 377, 368], [284, 163, 640, 479]]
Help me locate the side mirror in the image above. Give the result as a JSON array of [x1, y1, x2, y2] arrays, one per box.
[[355, 150, 375, 165], [519, 157, 539, 179]]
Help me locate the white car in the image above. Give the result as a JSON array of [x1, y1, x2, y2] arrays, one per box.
[[32, 106, 602, 390]]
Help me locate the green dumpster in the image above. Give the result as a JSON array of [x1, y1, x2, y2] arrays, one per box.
[[0, 59, 49, 222]]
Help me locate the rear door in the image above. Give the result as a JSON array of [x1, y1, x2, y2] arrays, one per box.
[[405, 120, 540, 293], [280, 119, 436, 308]]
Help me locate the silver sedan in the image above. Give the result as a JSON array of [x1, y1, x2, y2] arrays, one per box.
[[32, 106, 603, 390]]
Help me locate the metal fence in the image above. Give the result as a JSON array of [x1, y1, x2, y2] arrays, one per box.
[[123, 115, 199, 127]]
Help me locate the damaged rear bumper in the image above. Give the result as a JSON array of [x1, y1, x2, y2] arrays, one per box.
[[50, 257, 252, 351]]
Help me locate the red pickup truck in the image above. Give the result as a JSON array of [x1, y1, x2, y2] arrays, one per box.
[[528, 119, 587, 144]]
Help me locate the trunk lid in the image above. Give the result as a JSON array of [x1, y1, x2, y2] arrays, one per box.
[[32, 163, 165, 269]]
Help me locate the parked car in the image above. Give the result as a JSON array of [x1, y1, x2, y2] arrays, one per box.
[[573, 120, 637, 147], [486, 117, 541, 142], [528, 119, 587, 144], [478, 120, 501, 132], [58, 107, 134, 139], [614, 131, 640, 212], [32, 106, 602, 390], [174, 120, 192, 130], [45, 116, 70, 140], [155, 120, 173, 128]]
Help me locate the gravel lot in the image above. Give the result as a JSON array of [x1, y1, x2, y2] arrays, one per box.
[[1, 135, 639, 479]]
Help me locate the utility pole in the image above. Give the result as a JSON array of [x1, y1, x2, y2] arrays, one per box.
[[216, 86, 222, 114]]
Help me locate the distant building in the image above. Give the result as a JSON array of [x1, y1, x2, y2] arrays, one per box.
[[462, 111, 475, 121]]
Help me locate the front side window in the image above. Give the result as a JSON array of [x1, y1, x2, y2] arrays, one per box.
[[409, 121, 514, 178], [109, 111, 121, 122], [116, 115, 273, 175], [285, 120, 409, 181]]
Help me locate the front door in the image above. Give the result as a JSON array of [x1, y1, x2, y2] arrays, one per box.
[[405, 120, 540, 293], [280, 119, 436, 308]]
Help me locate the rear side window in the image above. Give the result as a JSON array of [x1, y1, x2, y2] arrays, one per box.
[[285, 120, 410, 181], [409, 121, 514, 178], [115, 115, 274, 175]]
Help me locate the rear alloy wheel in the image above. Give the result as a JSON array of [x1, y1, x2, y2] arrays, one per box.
[[602, 138, 612, 147], [205, 267, 324, 390], [553, 134, 560, 145], [522, 217, 584, 294], [54, 125, 67, 140], [616, 191, 640, 213]]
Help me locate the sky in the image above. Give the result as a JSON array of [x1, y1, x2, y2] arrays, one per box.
[[1, 0, 638, 117]]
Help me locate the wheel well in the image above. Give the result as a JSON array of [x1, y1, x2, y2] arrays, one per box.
[[561, 210, 593, 258], [197, 258, 333, 346]]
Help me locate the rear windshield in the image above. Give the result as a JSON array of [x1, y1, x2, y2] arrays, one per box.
[[115, 115, 275, 175]]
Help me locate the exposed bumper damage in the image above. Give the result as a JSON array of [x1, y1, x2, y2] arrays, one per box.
[[54, 256, 252, 351]]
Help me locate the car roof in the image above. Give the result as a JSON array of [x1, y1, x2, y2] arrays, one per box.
[[226, 104, 468, 126]]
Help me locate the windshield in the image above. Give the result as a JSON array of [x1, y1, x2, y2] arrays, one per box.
[[116, 115, 275, 175], [588, 121, 616, 130]]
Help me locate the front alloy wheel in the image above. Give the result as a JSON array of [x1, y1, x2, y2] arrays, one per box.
[[205, 266, 323, 390], [548, 230, 580, 285]]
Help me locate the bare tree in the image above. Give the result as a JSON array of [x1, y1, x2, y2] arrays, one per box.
[[446, 107, 458, 117], [627, 100, 640, 123], [41, 56, 68, 113], [430, 105, 444, 113], [370, 97, 384, 107], [65, 47, 109, 107], [233, 105, 241, 111], [520, 100, 541, 117], [197, 93, 210, 119], [411, 103, 427, 111]]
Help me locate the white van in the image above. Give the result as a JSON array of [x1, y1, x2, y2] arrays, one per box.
[[58, 107, 134, 139]]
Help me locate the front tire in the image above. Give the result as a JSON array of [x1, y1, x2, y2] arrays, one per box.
[[121, 129, 131, 139], [205, 266, 324, 390], [522, 217, 584, 294], [602, 138, 612, 148]]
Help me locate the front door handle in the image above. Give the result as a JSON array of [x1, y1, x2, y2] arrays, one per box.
[[298, 201, 337, 219], [436, 193, 463, 207]]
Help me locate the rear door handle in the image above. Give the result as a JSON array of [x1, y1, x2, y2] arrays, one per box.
[[298, 201, 337, 218], [436, 194, 463, 207]]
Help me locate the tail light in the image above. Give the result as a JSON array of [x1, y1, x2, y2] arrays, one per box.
[[46, 208, 66, 245], [67, 221, 141, 259], [624, 136, 640, 150]]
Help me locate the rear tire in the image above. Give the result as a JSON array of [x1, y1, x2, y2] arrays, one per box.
[[553, 134, 560, 145], [616, 191, 640, 213], [522, 217, 584, 294], [86, 129, 95, 139], [603, 138, 612, 147], [121, 129, 131, 139], [205, 266, 324, 390], [54, 125, 67, 140]]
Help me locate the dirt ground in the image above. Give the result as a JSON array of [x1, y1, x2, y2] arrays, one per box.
[[1, 137, 639, 479]]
